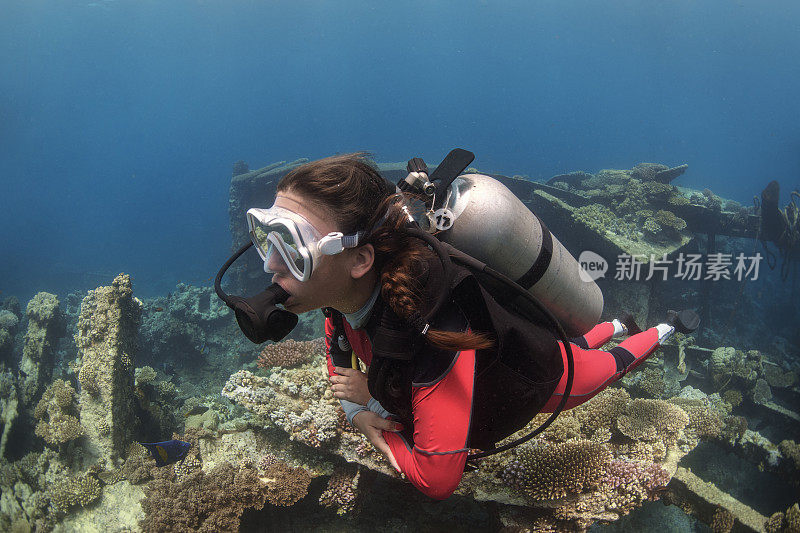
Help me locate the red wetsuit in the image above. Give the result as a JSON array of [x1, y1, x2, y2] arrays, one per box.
[[324, 315, 663, 500]]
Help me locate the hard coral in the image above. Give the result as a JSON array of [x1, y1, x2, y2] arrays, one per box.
[[260, 459, 312, 506], [600, 459, 670, 499], [616, 398, 689, 443], [574, 387, 630, 435], [779, 440, 800, 469], [710, 506, 735, 533], [787, 503, 800, 533], [48, 473, 102, 512], [257, 338, 324, 369], [669, 397, 725, 442], [501, 440, 612, 500], [140, 462, 274, 533], [319, 465, 363, 516], [33, 379, 83, 445], [765, 511, 785, 533], [135, 366, 157, 386]]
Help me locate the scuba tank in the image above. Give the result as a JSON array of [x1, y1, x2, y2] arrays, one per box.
[[404, 153, 603, 337]]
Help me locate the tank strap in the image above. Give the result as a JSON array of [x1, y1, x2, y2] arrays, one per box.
[[516, 213, 554, 290], [323, 307, 354, 368]]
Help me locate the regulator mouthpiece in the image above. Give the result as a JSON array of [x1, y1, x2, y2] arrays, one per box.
[[231, 284, 297, 343], [214, 242, 299, 343]]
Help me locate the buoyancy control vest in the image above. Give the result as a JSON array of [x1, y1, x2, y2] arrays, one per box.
[[326, 251, 565, 453]]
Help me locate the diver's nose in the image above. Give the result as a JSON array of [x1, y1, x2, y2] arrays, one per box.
[[265, 248, 290, 274]]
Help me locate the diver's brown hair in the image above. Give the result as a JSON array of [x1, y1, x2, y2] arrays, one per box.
[[277, 153, 494, 353]]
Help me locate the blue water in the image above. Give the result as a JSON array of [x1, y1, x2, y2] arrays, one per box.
[[2, 0, 799, 300]]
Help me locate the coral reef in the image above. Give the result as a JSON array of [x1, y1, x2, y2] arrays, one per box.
[[33, 379, 83, 446], [710, 506, 735, 533], [259, 458, 312, 507], [19, 292, 64, 406], [134, 366, 157, 386], [0, 309, 19, 363], [48, 473, 102, 512], [257, 338, 325, 369], [222, 367, 340, 450], [779, 440, 800, 470], [75, 273, 142, 467], [501, 439, 613, 500], [0, 370, 18, 458], [616, 398, 689, 445], [319, 464, 367, 516], [140, 458, 309, 532]]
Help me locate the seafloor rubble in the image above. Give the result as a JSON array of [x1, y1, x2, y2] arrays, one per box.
[[0, 159, 798, 532]]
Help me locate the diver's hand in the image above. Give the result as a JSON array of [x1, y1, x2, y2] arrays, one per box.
[[330, 366, 371, 405], [351, 410, 403, 472]]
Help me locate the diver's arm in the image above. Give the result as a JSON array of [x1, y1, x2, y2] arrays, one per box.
[[324, 317, 370, 423], [382, 348, 476, 501]]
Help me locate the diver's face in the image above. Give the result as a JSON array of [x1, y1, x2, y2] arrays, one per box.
[[269, 191, 357, 314]]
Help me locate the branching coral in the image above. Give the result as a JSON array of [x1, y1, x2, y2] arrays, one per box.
[[779, 440, 800, 469], [709, 506, 735, 533], [319, 465, 364, 516], [222, 369, 340, 449], [668, 397, 725, 443], [135, 366, 157, 386], [33, 379, 83, 445], [141, 462, 275, 533], [256, 338, 324, 368], [501, 440, 612, 500], [48, 473, 102, 512]]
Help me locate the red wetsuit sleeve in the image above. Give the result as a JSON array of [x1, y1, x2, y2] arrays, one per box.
[[323, 316, 336, 378], [382, 348, 476, 500]]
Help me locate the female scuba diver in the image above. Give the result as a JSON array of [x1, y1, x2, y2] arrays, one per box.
[[235, 153, 699, 501]]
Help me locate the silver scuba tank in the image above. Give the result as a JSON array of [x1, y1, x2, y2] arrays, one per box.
[[428, 173, 603, 337]]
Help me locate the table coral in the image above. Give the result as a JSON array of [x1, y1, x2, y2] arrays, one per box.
[[616, 398, 689, 445]]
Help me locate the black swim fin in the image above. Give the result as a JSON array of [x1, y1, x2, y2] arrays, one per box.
[[665, 309, 700, 334], [620, 312, 643, 336]]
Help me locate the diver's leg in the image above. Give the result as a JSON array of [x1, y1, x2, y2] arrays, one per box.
[[540, 310, 698, 412], [570, 313, 641, 349], [540, 327, 667, 412], [570, 320, 621, 349]]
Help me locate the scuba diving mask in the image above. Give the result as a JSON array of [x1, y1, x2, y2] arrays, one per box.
[[246, 205, 365, 282], [214, 204, 367, 344]]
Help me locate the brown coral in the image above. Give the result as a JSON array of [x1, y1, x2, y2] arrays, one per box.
[[140, 462, 278, 533], [257, 338, 324, 368], [786, 503, 800, 533], [710, 506, 734, 533], [616, 398, 689, 443], [48, 473, 102, 511], [319, 465, 364, 516], [669, 398, 725, 442], [33, 379, 83, 445], [261, 460, 312, 507], [502, 440, 613, 500], [779, 440, 800, 469], [765, 511, 785, 533]]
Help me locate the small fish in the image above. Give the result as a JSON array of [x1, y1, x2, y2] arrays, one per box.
[[154, 307, 164, 312], [199, 342, 206, 354], [184, 404, 209, 417], [139, 439, 192, 467]]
